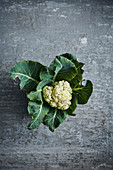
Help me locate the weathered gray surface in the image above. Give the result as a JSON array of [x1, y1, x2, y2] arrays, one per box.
[[0, 0, 113, 169]]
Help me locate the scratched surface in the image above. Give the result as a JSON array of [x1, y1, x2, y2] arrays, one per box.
[[0, 0, 113, 170]]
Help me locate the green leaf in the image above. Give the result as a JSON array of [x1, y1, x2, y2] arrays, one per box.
[[70, 78, 79, 89], [61, 53, 77, 60], [44, 108, 67, 132], [9, 61, 44, 91], [61, 53, 84, 81], [73, 60, 84, 69], [66, 94, 78, 116], [55, 56, 77, 81], [49, 55, 79, 82], [72, 60, 84, 81], [27, 79, 53, 101], [73, 80, 93, 104], [49, 58, 62, 80], [28, 101, 50, 130], [60, 53, 84, 68], [40, 67, 54, 80]]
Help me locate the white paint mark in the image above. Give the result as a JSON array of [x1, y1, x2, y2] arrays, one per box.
[[100, 35, 112, 39], [22, 49, 34, 57], [59, 15, 67, 18], [105, 35, 112, 39], [48, 14, 53, 17], [97, 23, 109, 27], [91, 163, 112, 170], [75, 12, 81, 14], [52, 8, 59, 12], [86, 4, 91, 7], [80, 37, 87, 44]]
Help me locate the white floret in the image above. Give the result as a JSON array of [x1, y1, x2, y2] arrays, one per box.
[[42, 80, 72, 110]]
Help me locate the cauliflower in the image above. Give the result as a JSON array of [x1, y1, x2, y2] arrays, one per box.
[[42, 80, 72, 110]]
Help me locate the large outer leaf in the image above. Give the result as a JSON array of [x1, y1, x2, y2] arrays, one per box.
[[44, 108, 67, 132], [28, 101, 50, 130], [61, 53, 84, 81], [73, 80, 93, 104], [9, 61, 44, 91], [49, 58, 62, 81], [50, 56, 77, 81], [70, 77, 79, 89], [72, 60, 84, 81], [40, 67, 54, 80], [27, 79, 53, 101], [66, 94, 78, 116], [70, 62, 84, 89], [61, 53, 77, 60], [61, 53, 84, 68]]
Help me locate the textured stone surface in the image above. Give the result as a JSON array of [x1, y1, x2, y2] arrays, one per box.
[[0, 0, 113, 169]]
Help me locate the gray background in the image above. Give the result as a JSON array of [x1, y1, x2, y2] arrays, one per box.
[[0, 0, 113, 169]]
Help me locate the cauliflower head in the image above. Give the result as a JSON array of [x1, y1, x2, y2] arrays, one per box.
[[42, 80, 72, 110]]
